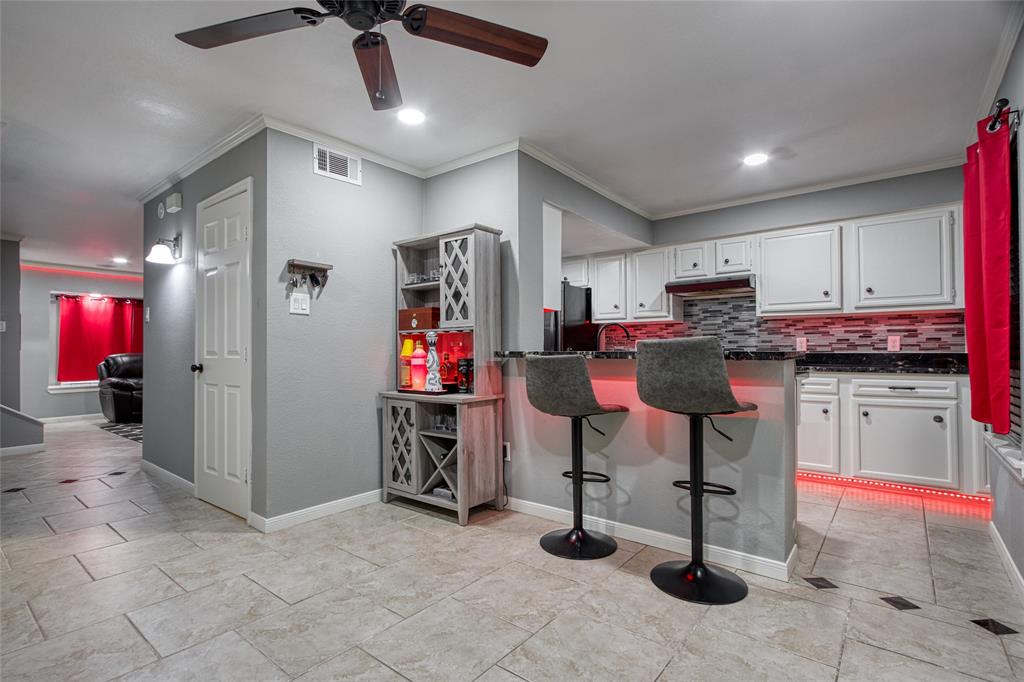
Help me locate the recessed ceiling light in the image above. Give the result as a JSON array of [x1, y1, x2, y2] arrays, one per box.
[[397, 108, 425, 125], [111, 257, 128, 264], [743, 152, 770, 167]]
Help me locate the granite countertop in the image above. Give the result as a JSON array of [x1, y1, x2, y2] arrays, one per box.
[[495, 350, 805, 361], [795, 352, 968, 375]]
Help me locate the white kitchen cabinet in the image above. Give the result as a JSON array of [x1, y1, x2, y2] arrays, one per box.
[[798, 395, 841, 473], [850, 397, 959, 489], [758, 223, 842, 314], [852, 207, 955, 309], [631, 248, 671, 319], [672, 242, 711, 280], [561, 257, 589, 287], [592, 253, 627, 321], [715, 237, 754, 274]]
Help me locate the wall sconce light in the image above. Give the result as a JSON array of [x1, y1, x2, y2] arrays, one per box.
[[146, 235, 182, 264], [165, 193, 182, 214]]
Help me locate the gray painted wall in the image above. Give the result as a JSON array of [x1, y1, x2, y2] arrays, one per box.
[[142, 130, 268, 485], [1, 239, 21, 409], [1, 404, 43, 448], [652, 166, 963, 244], [263, 129, 422, 517], [19, 267, 142, 419]]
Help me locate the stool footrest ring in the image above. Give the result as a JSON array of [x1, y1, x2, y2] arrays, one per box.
[[671, 480, 737, 495], [562, 470, 612, 484]]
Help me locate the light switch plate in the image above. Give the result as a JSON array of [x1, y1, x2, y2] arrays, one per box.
[[887, 335, 901, 351], [289, 292, 311, 316], [795, 337, 807, 351]]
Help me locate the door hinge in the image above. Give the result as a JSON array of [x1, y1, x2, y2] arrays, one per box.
[[244, 468, 249, 484], [949, 211, 956, 228], [244, 346, 248, 364]]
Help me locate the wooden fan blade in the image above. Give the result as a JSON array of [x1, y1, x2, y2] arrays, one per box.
[[353, 32, 403, 111], [402, 4, 547, 67], [176, 8, 327, 49]]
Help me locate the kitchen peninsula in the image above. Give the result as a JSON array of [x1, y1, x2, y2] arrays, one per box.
[[497, 349, 804, 579]]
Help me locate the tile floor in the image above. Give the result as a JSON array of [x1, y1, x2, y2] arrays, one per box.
[[2, 420, 1023, 681]]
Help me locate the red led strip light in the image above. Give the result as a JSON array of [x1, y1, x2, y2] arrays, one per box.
[[796, 471, 991, 504], [21, 264, 143, 282]]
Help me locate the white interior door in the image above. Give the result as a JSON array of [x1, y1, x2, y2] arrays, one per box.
[[194, 178, 252, 518]]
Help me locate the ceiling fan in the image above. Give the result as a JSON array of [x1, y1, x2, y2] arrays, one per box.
[[176, 1, 548, 111]]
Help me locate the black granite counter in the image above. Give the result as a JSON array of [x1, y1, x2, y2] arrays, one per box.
[[795, 352, 968, 375], [495, 350, 805, 361]]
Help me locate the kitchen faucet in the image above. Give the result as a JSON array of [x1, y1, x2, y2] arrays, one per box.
[[596, 323, 632, 350]]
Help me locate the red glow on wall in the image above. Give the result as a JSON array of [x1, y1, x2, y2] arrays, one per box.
[[796, 471, 990, 504], [21, 264, 143, 282]]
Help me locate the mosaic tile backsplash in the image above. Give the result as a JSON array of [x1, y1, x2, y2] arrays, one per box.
[[601, 295, 965, 352]]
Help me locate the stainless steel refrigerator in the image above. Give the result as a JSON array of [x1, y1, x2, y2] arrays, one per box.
[[543, 282, 600, 351]]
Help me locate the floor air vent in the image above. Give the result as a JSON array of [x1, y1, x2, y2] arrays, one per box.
[[313, 143, 362, 186]]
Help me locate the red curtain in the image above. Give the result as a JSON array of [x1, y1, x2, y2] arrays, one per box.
[[57, 297, 143, 382], [963, 112, 1013, 434]]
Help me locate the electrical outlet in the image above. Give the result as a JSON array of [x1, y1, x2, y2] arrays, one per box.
[[289, 292, 311, 316], [503, 442, 511, 462], [795, 337, 807, 351], [887, 335, 901, 351]]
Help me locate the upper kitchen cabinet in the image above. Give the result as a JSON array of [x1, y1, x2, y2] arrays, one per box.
[[757, 223, 842, 314], [851, 206, 957, 310], [592, 253, 627, 321], [672, 242, 711, 279], [440, 233, 475, 328], [714, 237, 754, 274], [561, 257, 589, 287], [631, 248, 671, 319]]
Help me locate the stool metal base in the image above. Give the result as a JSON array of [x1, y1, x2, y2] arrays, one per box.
[[650, 559, 748, 605], [540, 527, 617, 560]]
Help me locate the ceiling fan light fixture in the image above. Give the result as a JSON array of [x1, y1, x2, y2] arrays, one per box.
[[743, 152, 770, 167], [397, 108, 425, 125]]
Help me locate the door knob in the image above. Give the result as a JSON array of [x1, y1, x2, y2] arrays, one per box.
[[612, 304, 619, 309], [866, 287, 874, 294], [639, 302, 646, 308], [861, 411, 870, 417], [822, 290, 830, 297], [933, 415, 944, 423], [692, 262, 698, 268], [190, 363, 204, 373], [822, 408, 829, 414], [724, 258, 730, 264]]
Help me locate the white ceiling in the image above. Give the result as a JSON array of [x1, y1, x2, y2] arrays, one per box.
[[561, 211, 646, 258], [1, 1, 1017, 269]]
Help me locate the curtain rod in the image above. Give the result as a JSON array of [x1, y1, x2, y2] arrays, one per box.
[[987, 98, 1020, 134]]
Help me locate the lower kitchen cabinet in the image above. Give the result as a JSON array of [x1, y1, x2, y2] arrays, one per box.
[[797, 395, 840, 473]]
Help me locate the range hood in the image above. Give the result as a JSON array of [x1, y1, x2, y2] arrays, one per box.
[[665, 274, 756, 299]]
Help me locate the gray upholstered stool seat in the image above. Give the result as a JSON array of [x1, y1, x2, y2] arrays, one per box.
[[637, 337, 754, 606], [526, 355, 627, 560]]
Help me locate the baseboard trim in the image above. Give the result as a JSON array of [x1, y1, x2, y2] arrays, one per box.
[[0, 443, 45, 457], [249, 489, 382, 533], [38, 413, 104, 424], [141, 460, 195, 495], [989, 521, 1024, 603], [506, 497, 791, 581]]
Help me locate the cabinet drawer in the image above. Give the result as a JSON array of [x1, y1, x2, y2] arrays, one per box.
[[800, 377, 839, 395], [851, 378, 957, 399]]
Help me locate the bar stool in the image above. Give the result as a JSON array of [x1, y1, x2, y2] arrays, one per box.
[[525, 355, 627, 560], [636, 337, 753, 605]]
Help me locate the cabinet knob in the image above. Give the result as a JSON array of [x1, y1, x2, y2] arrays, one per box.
[[692, 262, 698, 268], [822, 408, 829, 415], [933, 415, 944, 423], [822, 290, 830, 297], [638, 302, 646, 308], [613, 304, 619, 310], [866, 287, 874, 294], [862, 411, 870, 417], [724, 258, 730, 264]]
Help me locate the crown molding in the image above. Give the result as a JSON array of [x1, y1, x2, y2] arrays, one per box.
[[649, 155, 965, 222], [422, 140, 520, 178], [0, 232, 25, 243], [21, 260, 144, 277], [972, 2, 1024, 140]]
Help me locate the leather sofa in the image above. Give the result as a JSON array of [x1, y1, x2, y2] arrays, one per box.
[[97, 353, 143, 423]]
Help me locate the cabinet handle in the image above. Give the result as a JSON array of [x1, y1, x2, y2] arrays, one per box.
[[862, 411, 870, 417], [822, 290, 830, 297], [638, 302, 646, 308], [888, 386, 916, 391], [933, 415, 944, 423], [724, 258, 730, 264], [822, 408, 829, 415], [613, 304, 619, 309], [866, 287, 874, 294], [692, 262, 698, 268]]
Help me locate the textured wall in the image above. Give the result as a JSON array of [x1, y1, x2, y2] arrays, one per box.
[[1, 239, 21, 409], [602, 296, 965, 352]]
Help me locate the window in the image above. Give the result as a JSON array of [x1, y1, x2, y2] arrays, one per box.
[[50, 294, 143, 389]]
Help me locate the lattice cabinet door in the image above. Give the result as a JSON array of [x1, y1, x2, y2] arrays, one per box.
[[384, 399, 418, 493], [440, 234, 475, 328]]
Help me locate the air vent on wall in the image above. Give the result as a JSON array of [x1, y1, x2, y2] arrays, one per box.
[[312, 144, 362, 186]]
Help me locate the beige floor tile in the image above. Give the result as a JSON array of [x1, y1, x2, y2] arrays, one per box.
[[846, 600, 1012, 680], [295, 647, 405, 681], [238, 588, 402, 676], [22, 478, 112, 504], [3, 524, 124, 567], [701, 584, 847, 666], [0, 515, 54, 544], [576, 570, 708, 647], [618, 545, 689, 578], [75, 532, 202, 579], [30, 565, 184, 637], [245, 545, 377, 604], [796, 481, 845, 508], [839, 639, 978, 681], [336, 522, 451, 566], [821, 526, 931, 568], [120, 630, 288, 682], [500, 610, 672, 682], [660, 624, 835, 681], [0, 616, 157, 682], [74, 482, 159, 508], [927, 523, 1002, 564], [1, 491, 30, 509], [402, 512, 486, 539], [326, 503, 421, 535], [516, 536, 641, 585], [111, 506, 246, 541], [0, 555, 93, 606], [363, 598, 530, 682], [813, 552, 935, 603], [838, 488, 924, 519], [740, 570, 853, 612], [479, 667, 526, 682], [468, 509, 566, 536], [452, 561, 587, 632], [0, 603, 43, 654], [44, 499, 148, 534], [128, 576, 286, 656], [157, 536, 287, 590], [1, 496, 86, 521]]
